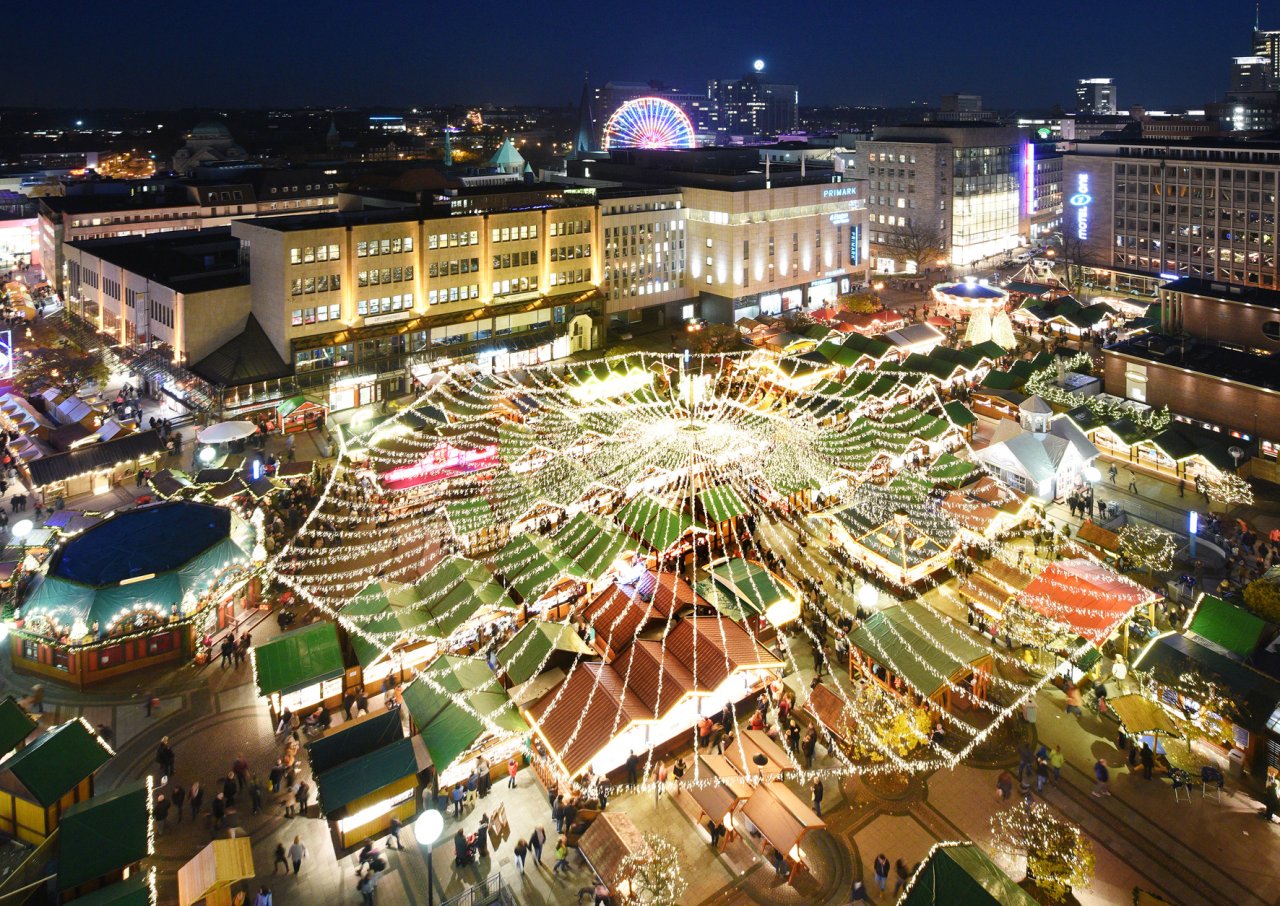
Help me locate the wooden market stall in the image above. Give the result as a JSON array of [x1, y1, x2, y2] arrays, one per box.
[[251, 621, 347, 725], [56, 778, 152, 900], [0, 718, 113, 844], [312, 721, 419, 852], [577, 811, 646, 896], [737, 781, 825, 884], [178, 837, 255, 906], [276, 395, 327, 434]]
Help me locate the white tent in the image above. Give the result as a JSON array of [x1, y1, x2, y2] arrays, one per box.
[[197, 421, 258, 444]]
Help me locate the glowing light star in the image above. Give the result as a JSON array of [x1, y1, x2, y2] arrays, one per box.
[[602, 98, 696, 151], [753, 59, 765, 72]]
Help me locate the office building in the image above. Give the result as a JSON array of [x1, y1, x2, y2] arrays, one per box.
[[1253, 27, 1280, 85], [706, 73, 799, 138], [39, 170, 340, 296], [1026, 142, 1063, 243], [1061, 137, 1280, 291], [853, 124, 1027, 272], [1076, 78, 1118, 115]]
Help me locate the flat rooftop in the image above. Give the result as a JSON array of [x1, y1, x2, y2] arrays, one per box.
[[1161, 277, 1280, 311], [1108, 333, 1280, 391], [66, 228, 246, 293]]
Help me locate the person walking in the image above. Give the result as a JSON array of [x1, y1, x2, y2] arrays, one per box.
[[357, 870, 377, 906], [625, 750, 639, 786], [508, 757, 519, 789], [873, 853, 890, 894], [514, 838, 528, 873], [189, 781, 203, 821], [531, 825, 547, 865], [553, 836, 571, 874], [1064, 684, 1083, 716], [232, 754, 249, 791], [295, 780, 311, 817], [1049, 745, 1065, 783], [156, 737, 175, 779], [211, 793, 226, 830], [1091, 758, 1112, 797], [450, 783, 464, 817], [250, 775, 263, 815], [653, 760, 667, 804], [811, 777, 824, 818], [1035, 756, 1050, 793], [388, 816, 405, 849], [1140, 742, 1154, 780], [273, 842, 289, 874], [894, 858, 911, 897], [850, 880, 870, 902], [288, 835, 307, 875], [154, 793, 170, 830], [253, 886, 272, 906]]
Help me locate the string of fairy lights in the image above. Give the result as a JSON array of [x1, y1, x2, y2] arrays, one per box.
[[259, 347, 1160, 790]]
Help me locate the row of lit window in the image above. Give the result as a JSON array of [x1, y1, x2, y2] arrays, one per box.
[[291, 304, 340, 325], [290, 244, 340, 265], [550, 220, 591, 237], [429, 231, 479, 249], [358, 267, 413, 287], [428, 285, 480, 304], [357, 294, 414, 316], [291, 274, 341, 295], [356, 237, 414, 256]]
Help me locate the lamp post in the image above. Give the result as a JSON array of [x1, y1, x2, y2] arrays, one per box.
[[415, 808, 443, 906]]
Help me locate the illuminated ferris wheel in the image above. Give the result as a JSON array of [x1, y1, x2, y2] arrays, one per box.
[[602, 97, 696, 151]]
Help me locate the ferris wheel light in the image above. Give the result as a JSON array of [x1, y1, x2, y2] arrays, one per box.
[[603, 97, 696, 152]]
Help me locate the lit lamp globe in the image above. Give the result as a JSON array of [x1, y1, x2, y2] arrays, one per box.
[[197, 446, 217, 465], [415, 808, 443, 846], [856, 583, 879, 612], [11, 519, 33, 541], [1083, 466, 1102, 484]]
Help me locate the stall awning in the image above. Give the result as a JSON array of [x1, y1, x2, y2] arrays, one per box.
[[613, 495, 705, 552], [401, 654, 527, 772], [177, 837, 255, 906], [315, 736, 417, 815], [306, 710, 403, 775], [252, 621, 345, 698], [687, 754, 751, 822], [1108, 694, 1181, 738], [1188, 594, 1268, 658], [698, 486, 748, 524], [497, 620, 594, 687], [740, 781, 824, 856], [901, 842, 1036, 906], [0, 718, 112, 806], [492, 534, 585, 603], [58, 778, 150, 890], [28, 430, 166, 488], [848, 601, 989, 700]]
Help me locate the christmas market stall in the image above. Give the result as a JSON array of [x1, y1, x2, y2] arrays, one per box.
[[401, 653, 528, 786], [1017, 558, 1156, 654], [251, 621, 347, 726], [56, 777, 152, 900], [310, 710, 419, 852], [687, 754, 753, 846], [177, 836, 255, 906], [276, 395, 327, 434], [577, 811, 646, 897], [489, 532, 587, 615], [737, 780, 825, 884], [820, 491, 958, 587], [696, 556, 800, 636], [12, 502, 255, 689], [496, 619, 595, 705], [25, 429, 167, 500], [848, 601, 993, 712], [898, 842, 1036, 906], [0, 718, 113, 844], [339, 579, 440, 690]]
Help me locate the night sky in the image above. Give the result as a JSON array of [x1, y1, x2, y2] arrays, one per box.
[[0, 0, 1258, 110]]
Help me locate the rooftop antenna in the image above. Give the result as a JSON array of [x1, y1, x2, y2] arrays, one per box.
[[1258, 0, 1262, 31]]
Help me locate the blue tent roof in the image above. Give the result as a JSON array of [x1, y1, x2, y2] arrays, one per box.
[[935, 281, 1008, 300]]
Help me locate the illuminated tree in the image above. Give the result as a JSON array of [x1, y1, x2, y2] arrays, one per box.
[[881, 219, 947, 275], [1118, 524, 1175, 576], [1133, 668, 1236, 754], [13, 345, 109, 395], [991, 310, 1017, 350], [1244, 578, 1280, 624], [837, 292, 880, 314], [617, 832, 688, 906], [990, 800, 1095, 902], [686, 323, 741, 355], [1202, 468, 1254, 508]]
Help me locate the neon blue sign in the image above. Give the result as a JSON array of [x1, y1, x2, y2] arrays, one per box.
[[1071, 173, 1091, 240]]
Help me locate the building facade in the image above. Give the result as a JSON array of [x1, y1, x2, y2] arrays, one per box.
[[1062, 138, 1280, 289], [1076, 78, 1118, 115], [854, 124, 1027, 272], [706, 74, 799, 138]]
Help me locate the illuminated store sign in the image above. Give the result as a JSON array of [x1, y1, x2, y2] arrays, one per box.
[[1070, 173, 1091, 240]]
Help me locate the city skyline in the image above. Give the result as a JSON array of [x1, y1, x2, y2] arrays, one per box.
[[0, 0, 1264, 111]]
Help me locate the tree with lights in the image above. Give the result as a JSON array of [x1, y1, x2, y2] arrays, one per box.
[[13, 344, 108, 395], [990, 800, 1094, 903], [1201, 468, 1254, 509], [686, 323, 741, 355], [1118, 523, 1175, 578], [1244, 578, 1280, 624], [1132, 668, 1236, 755], [880, 219, 946, 276], [837, 292, 880, 314], [616, 832, 688, 906]]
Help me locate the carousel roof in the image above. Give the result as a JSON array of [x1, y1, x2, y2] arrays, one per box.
[[934, 281, 1009, 300]]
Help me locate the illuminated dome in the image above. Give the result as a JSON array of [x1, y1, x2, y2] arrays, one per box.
[[603, 97, 696, 151], [187, 122, 233, 141]]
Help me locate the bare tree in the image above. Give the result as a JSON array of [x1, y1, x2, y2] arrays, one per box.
[[882, 219, 947, 275], [1058, 226, 1095, 302]]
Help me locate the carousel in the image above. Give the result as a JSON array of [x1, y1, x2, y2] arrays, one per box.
[[10, 501, 256, 688], [930, 277, 1010, 319]]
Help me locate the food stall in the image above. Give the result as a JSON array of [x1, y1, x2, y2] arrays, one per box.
[[277, 395, 328, 434], [251, 621, 347, 725]]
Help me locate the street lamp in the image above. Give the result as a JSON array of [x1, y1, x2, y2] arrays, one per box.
[[197, 445, 216, 465], [415, 808, 444, 906], [856, 582, 879, 613], [11, 519, 33, 542]]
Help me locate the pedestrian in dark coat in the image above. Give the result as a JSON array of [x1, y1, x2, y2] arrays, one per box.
[[171, 784, 185, 822], [189, 781, 203, 820]]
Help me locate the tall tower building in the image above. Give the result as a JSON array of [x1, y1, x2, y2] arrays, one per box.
[[1253, 26, 1280, 86], [1075, 78, 1117, 114], [706, 68, 799, 138]]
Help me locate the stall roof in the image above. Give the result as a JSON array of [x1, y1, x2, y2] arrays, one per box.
[[498, 619, 594, 687], [252, 621, 345, 698], [0, 718, 112, 806], [901, 842, 1037, 906], [446, 497, 495, 536], [69, 874, 154, 906], [399, 556, 514, 640], [577, 811, 646, 888], [613, 495, 705, 552], [805, 682, 855, 745], [1108, 694, 1181, 738], [697, 486, 749, 523], [1188, 594, 1270, 659], [1018, 559, 1151, 645], [28, 430, 166, 488], [557, 512, 633, 579], [740, 781, 823, 856], [849, 601, 990, 699], [0, 697, 36, 758], [57, 778, 150, 890], [941, 400, 978, 428], [306, 710, 404, 775], [342, 580, 438, 669], [315, 736, 417, 816], [700, 558, 790, 620], [491, 533, 585, 603], [402, 654, 527, 773]]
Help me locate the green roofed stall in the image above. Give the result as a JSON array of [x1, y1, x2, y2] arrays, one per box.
[[556, 512, 633, 580], [1189, 594, 1269, 658], [614, 495, 705, 552], [697, 486, 749, 524], [395, 556, 514, 641], [0, 718, 112, 807], [253, 622, 344, 697], [849, 602, 991, 703], [57, 778, 150, 890], [491, 533, 585, 604], [314, 736, 417, 816], [402, 654, 528, 774], [306, 710, 404, 775], [446, 498, 496, 538], [900, 842, 1036, 906], [62, 874, 154, 906], [498, 619, 594, 687], [0, 697, 36, 759]]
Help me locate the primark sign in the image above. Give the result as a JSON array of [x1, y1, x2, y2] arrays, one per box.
[[822, 186, 858, 199]]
